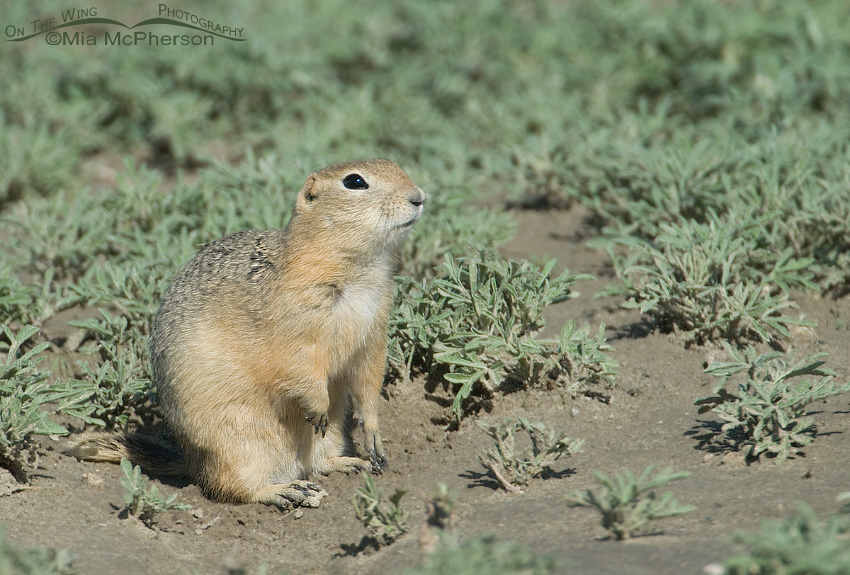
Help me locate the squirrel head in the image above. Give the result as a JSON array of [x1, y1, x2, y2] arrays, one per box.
[[292, 159, 425, 252]]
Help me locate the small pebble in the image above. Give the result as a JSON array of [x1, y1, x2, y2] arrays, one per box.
[[82, 473, 104, 489]]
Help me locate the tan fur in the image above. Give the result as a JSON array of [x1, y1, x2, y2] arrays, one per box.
[[69, 159, 424, 507]]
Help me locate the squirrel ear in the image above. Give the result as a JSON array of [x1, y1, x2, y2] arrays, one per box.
[[298, 174, 318, 207]]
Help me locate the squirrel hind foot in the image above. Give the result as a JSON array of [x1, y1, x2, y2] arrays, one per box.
[[256, 480, 328, 509]]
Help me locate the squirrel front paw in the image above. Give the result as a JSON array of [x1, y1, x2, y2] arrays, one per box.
[[369, 448, 388, 474], [306, 411, 329, 437]]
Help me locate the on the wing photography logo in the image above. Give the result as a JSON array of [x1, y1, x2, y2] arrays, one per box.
[[6, 4, 245, 47]]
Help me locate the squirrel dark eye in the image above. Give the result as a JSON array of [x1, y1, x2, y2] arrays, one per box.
[[342, 173, 369, 190]]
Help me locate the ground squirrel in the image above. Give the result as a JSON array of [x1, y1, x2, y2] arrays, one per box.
[[69, 159, 425, 507]]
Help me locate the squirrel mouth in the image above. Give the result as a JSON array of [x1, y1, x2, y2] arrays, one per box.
[[398, 214, 420, 228]]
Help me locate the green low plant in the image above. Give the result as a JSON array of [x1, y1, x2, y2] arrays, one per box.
[[697, 347, 850, 462], [71, 264, 170, 336], [608, 214, 813, 346], [420, 482, 459, 554], [56, 310, 153, 430], [0, 325, 70, 481], [722, 504, 850, 575], [577, 120, 850, 298], [565, 464, 696, 540], [0, 528, 75, 575], [0, 123, 78, 204], [405, 534, 560, 575], [389, 248, 614, 419], [477, 417, 583, 493], [2, 188, 113, 284], [120, 458, 192, 528], [424, 482, 457, 531], [352, 472, 409, 547], [558, 320, 618, 390], [0, 269, 37, 326]]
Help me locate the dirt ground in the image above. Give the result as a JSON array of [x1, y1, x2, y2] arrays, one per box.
[[2, 207, 849, 575]]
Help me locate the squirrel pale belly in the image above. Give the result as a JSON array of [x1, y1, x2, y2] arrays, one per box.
[[69, 159, 425, 507]]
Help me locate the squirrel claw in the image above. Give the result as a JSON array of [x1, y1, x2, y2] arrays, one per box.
[[306, 413, 329, 437]]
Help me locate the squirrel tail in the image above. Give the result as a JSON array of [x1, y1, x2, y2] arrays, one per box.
[[65, 430, 188, 477]]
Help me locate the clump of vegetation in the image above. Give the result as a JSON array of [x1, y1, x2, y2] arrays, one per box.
[[697, 347, 850, 462], [424, 482, 457, 532], [0, 124, 77, 204], [608, 214, 814, 346], [119, 458, 192, 528], [3, 188, 113, 287], [509, 142, 577, 210], [353, 473, 410, 548], [419, 483, 459, 554], [58, 311, 153, 429], [722, 504, 850, 575], [405, 534, 561, 575], [0, 269, 38, 327], [477, 417, 583, 494], [0, 529, 75, 575], [565, 464, 696, 540], [558, 320, 618, 389], [0, 325, 69, 481], [389, 249, 615, 419]]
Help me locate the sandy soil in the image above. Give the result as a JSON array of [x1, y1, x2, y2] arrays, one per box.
[[2, 207, 849, 575]]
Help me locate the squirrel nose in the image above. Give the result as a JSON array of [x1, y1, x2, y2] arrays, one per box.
[[408, 187, 425, 207]]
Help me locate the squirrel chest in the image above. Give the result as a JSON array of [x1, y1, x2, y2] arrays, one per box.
[[265, 264, 392, 364], [330, 281, 383, 333]]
